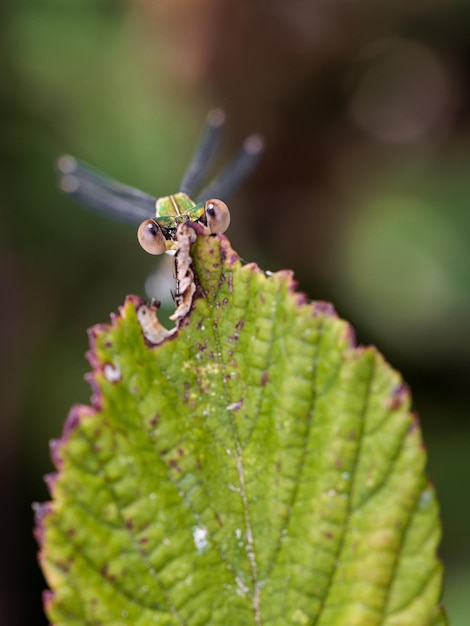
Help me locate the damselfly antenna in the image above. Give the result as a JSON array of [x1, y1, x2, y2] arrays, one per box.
[[57, 111, 263, 254]]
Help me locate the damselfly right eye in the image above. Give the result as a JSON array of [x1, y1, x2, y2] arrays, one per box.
[[204, 199, 231, 234], [137, 219, 167, 255]]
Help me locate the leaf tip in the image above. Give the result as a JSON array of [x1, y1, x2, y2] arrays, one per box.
[[50, 404, 96, 469], [43, 471, 58, 496], [311, 300, 338, 318], [42, 589, 55, 614], [409, 411, 424, 438], [32, 501, 52, 546], [123, 293, 145, 310], [386, 382, 411, 411], [64, 403, 89, 436]]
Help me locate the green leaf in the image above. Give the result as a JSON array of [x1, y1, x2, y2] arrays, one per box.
[[36, 226, 445, 625]]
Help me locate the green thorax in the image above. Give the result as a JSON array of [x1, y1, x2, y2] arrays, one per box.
[[155, 193, 205, 229]]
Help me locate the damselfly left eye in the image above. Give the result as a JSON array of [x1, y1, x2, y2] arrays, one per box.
[[137, 219, 167, 255], [204, 199, 230, 234]]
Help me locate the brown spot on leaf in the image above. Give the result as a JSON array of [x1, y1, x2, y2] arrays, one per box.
[[261, 370, 269, 386], [214, 511, 224, 527], [149, 414, 160, 427], [169, 459, 182, 473]]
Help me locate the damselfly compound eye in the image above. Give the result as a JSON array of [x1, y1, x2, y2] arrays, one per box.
[[137, 219, 167, 255], [204, 199, 230, 234]]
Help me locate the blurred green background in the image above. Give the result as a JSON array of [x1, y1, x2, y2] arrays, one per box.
[[2, 0, 469, 624]]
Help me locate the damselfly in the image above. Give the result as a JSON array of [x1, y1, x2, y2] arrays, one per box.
[[57, 110, 263, 255]]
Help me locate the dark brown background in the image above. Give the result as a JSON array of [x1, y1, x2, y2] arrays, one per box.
[[2, 0, 469, 623]]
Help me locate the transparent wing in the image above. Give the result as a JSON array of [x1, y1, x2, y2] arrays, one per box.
[[57, 156, 156, 224], [196, 134, 264, 203], [179, 109, 226, 198]]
